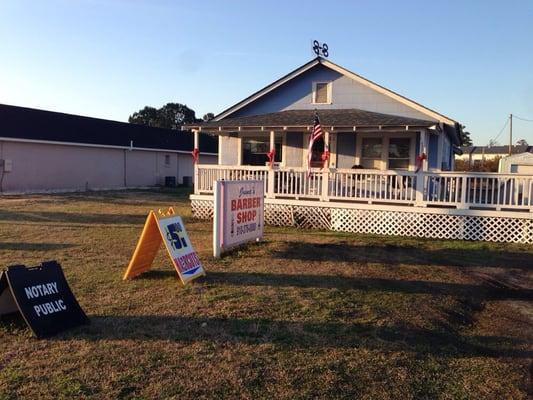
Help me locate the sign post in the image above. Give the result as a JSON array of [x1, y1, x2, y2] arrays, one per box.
[[0, 261, 89, 338], [123, 207, 205, 284], [213, 180, 264, 257]]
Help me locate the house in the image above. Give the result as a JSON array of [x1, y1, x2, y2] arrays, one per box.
[[0, 103, 217, 193], [457, 145, 532, 168], [186, 57, 462, 172], [184, 57, 532, 244]]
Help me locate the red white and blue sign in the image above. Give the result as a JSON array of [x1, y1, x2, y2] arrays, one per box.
[[160, 215, 205, 284]]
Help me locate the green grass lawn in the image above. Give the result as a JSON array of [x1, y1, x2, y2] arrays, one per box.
[[0, 189, 532, 399]]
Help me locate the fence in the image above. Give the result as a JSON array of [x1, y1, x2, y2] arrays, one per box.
[[195, 165, 533, 211]]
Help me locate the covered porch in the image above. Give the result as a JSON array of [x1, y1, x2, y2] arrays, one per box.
[[186, 109, 456, 173]]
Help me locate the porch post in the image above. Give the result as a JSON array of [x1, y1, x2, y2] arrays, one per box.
[[321, 130, 330, 201], [193, 129, 200, 152], [193, 129, 200, 193], [267, 130, 275, 198], [420, 129, 429, 172], [415, 129, 429, 206]]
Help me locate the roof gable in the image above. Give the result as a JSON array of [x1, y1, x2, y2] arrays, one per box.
[[215, 57, 457, 126]]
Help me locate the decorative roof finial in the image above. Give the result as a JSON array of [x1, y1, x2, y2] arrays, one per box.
[[312, 40, 329, 58]]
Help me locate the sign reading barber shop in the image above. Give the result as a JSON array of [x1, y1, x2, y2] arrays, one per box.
[[0, 261, 89, 338], [213, 180, 264, 257]]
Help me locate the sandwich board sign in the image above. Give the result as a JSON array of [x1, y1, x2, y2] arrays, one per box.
[[213, 180, 264, 257], [123, 207, 205, 285], [0, 260, 89, 338]]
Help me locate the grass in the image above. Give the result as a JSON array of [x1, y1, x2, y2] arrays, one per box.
[[0, 188, 532, 399]]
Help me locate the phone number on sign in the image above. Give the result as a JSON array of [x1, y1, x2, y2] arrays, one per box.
[[237, 222, 256, 235]]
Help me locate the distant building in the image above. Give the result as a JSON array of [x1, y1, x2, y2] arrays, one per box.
[[499, 151, 533, 173], [0, 104, 217, 193], [456, 145, 532, 168]]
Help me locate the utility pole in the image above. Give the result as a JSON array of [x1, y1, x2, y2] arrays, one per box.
[[509, 113, 513, 155]]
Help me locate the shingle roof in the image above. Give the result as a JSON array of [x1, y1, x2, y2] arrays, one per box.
[[0, 103, 217, 153], [461, 145, 532, 155], [186, 108, 436, 130]]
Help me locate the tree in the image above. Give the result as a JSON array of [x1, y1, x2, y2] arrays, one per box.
[[203, 112, 215, 122], [128, 103, 199, 129], [128, 106, 158, 127], [459, 125, 473, 146], [516, 138, 528, 146]]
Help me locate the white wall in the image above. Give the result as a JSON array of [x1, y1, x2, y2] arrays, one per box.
[[0, 140, 216, 193]]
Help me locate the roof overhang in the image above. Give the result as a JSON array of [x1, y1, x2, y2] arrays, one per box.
[[184, 124, 438, 134], [184, 108, 439, 134]]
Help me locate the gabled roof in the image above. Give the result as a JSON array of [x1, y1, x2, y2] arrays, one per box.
[[0, 103, 217, 153], [214, 57, 457, 126], [189, 108, 436, 132]]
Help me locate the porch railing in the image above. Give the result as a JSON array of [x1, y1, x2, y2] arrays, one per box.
[[194, 165, 533, 211]]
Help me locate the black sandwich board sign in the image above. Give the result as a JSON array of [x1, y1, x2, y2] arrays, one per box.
[[0, 261, 89, 338]]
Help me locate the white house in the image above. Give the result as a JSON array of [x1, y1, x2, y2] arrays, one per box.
[[186, 56, 462, 173], [184, 57, 532, 244]]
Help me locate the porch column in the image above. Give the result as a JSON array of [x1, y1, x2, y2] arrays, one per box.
[[324, 130, 330, 168], [415, 129, 429, 206], [267, 130, 275, 198], [321, 130, 330, 201], [193, 129, 199, 193], [420, 129, 429, 172], [193, 129, 200, 151]]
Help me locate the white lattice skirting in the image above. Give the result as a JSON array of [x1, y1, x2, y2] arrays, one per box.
[[190, 197, 533, 244]]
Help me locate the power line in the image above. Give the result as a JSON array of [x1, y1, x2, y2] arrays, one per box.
[[513, 115, 533, 122], [490, 117, 509, 144]]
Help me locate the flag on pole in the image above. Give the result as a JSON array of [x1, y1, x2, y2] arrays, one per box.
[[307, 112, 323, 173]]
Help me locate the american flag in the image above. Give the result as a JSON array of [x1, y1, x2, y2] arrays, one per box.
[[307, 112, 323, 172]]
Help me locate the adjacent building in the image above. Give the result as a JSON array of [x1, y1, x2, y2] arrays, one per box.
[[0, 104, 217, 193]]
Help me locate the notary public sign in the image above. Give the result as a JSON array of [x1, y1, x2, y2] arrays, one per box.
[[123, 207, 205, 285], [213, 180, 264, 257], [0, 261, 89, 338]]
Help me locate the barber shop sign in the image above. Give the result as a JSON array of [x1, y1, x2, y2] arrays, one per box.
[[213, 180, 264, 257]]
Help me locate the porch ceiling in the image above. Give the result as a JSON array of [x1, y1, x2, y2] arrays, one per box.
[[184, 108, 437, 133]]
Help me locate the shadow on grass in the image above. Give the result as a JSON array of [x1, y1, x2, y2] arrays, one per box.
[[63, 314, 532, 359], [0, 242, 77, 251], [0, 210, 146, 225], [271, 241, 533, 271], [205, 271, 533, 301]]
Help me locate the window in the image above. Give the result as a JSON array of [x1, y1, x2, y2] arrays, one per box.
[[388, 138, 410, 170], [313, 82, 331, 104], [361, 138, 382, 169], [242, 136, 282, 166], [164, 154, 171, 166]]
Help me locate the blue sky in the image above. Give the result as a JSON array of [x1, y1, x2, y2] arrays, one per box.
[[1, 0, 532, 145]]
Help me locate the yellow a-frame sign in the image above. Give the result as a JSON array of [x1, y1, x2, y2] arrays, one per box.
[[123, 208, 205, 285]]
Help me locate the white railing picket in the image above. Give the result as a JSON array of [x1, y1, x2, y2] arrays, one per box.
[[194, 165, 533, 211]]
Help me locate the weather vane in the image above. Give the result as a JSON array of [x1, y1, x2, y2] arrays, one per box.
[[312, 40, 329, 58]]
